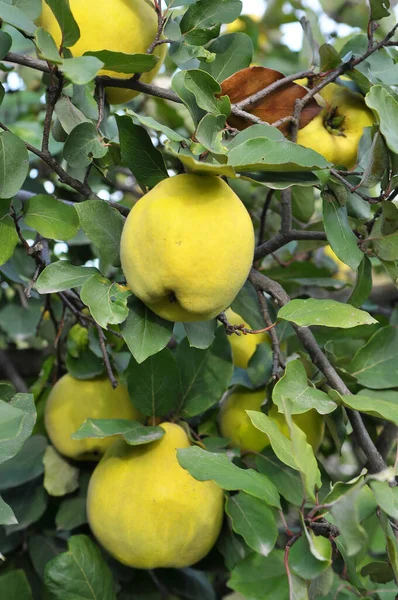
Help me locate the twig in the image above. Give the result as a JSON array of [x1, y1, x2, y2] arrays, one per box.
[[256, 290, 285, 377], [258, 190, 274, 245], [249, 268, 388, 474], [280, 188, 292, 234], [330, 169, 382, 204], [95, 323, 118, 389], [0, 350, 29, 393], [254, 230, 327, 261], [42, 73, 63, 154]]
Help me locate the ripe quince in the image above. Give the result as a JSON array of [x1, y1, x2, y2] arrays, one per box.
[[120, 174, 255, 322], [219, 387, 324, 453], [44, 374, 140, 460], [87, 422, 224, 569], [296, 80, 374, 168], [40, 0, 166, 104], [225, 308, 269, 369]]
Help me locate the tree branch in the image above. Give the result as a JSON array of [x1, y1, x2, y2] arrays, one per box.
[[248, 268, 388, 474]]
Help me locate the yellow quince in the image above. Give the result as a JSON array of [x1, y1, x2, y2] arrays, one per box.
[[87, 422, 224, 569], [120, 174, 255, 322], [40, 0, 166, 104], [225, 307, 269, 368]]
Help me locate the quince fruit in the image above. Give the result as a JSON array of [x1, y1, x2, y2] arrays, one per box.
[[324, 245, 353, 281], [40, 0, 166, 104], [219, 387, 324, 453], [87, 422, 224, 568], [120, 174, 255, 322], [44, 374, 140, 460], [296, 80, 374, 168], [225, 308, 269, 369]]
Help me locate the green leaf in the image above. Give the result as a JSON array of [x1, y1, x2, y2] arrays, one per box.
[[35, 27, 63, 64], [289, 535, 332, 580], [247, 411, 297, 470], [63, 122, 107, 168], [228, 137, 330, 172], [370, 0, 390, 20], [23, 194, 80, 240], [44, 535, 116, 600], [125, 108, 188, 143], [340, 390, 398, 425], [180, 0, 243, 33], [225, 492, 278, 556], [177, 446, 281, 508], [182, 69, 230, 116], [0, 31, 12, 59], [0, 130, 29, 199], [349, 326, 398, 389], [282, 400, 321, 503], [60, 56, 104, 85], [0, 494, 17, 525], [278, 298, 377, 328], [71, 419, 165, 446], [12, 0, 41, 20], [365, 85, 398, 153], [255, 450, 303, 507], [54, 96, 90, 134], [196, 113, 227, 154], [329, 483, 368, 556], [0, 393, 36, 465], [43, 446, 79, 497], [0, 1, 36, 35], [80, 275, 130, 328], [379, 511, 398, 583], [370, 480, 398, 519], [228, 123, 285, 147], [177, 327, 233, 418], [56, 496, 87, 531], [122, 297, 173, 364], [0, 435, 47, 491], [273, 359, 336, 415], [322, 192, 363, 270], [308, 568, 334, 599], [127, 349, 180, 418], [44, 0, 80, 48], [0, 214, 19, 267], [183, 319, 216, 349], [370, 217, 398, 261], [66, 347, 105, 380], [202, 33, 253, 82], [83, 50, 157, 73], [4, 479, 48, 533], [0, 570, 33, 599], [116, 115, 169, 190], [74, 201, 124, 267], [347, 255, 372, 307], [165, 140, 236, 176], [36, 260, 99, 293], [156, 568, 217, 600], [228, 551, 288, 599]]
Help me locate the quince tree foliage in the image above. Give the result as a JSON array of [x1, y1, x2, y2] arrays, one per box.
[[0, 0, 398, 598]]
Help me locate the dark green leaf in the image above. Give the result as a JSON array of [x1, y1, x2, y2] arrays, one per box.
[[273, 359, 336, 414], [0, 435, 47, 491], [228, 551, 288, 599], [202, 33, 253, 82], [4, 480, 48, 533], [177, 446, 281, 508], [183, 319, 216, 349], [61, 56, 104, 85], [180, 0, 243, 33], [365, 85, 398, 153], [0, 1, 36, 34], [121, 296, 173, 364], [44, 535, 116, 600], [289, 534, 332, 580], [278, 298, 377, 328], [0, 130, 29, 199], [83, 50, 157, 73], [56, 496, 87, 531], [36, 260, 99, 293], [127, 349, 180, 418], [0, 495, 17, 526], [28, 534, 67, 579], [156, 568, 216, 600], [0, 31, 12, 59], [71, 419, 165, 446], [64, 122, 107, 168], [329, 483, 368, 556], [196, 113, 227, 153], [370, 217, 398, 261], [43, 446, 79, 497], [370, 0, 390, 21], [0, 569, 33, 599], [116, 115, 169, 190], [80, 274, 130, 328], [340, 390, 398, 425], [256, 450, 303, 506], [125, 108, 188, 143], [226, 492, 278, 556], [23, 194, 80, 240], [74, 201, 124, 266], [322, 192, 363, 270], [347, 255, 372, 307], [44, 0, 80, 47], [370, 480, 398, 519], [66, 347, 105, 380], [54, 96, 90, 134], [182, 69, 230, 116], [177, 327, 233, 417], [349, 326, 398, 389]]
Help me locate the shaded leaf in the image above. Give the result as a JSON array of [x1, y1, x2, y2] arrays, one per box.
[[0, 130, 29, 199], [0, 1, 36, 35], [24, 194, 80, 240], [0, 435, 47, 491], [322, 191, 363, 270], [349, 326, 398, 389], [340, 390, 398, 425], [74, 201, 124, 267], [0, 394, 36, 465], [183, 320, 216, 350], [0, 495, 17, 526], [71, 419, 164, 446], [43, 446, 79, 497], [64, 122, 107, 168], [0, 214, 19, 267], [83, 50, 157, 73], [0, 569, 33, 599], [228, 551, 288, 599], [202, 33, 253, 82], [365, 85, 398, 153]]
